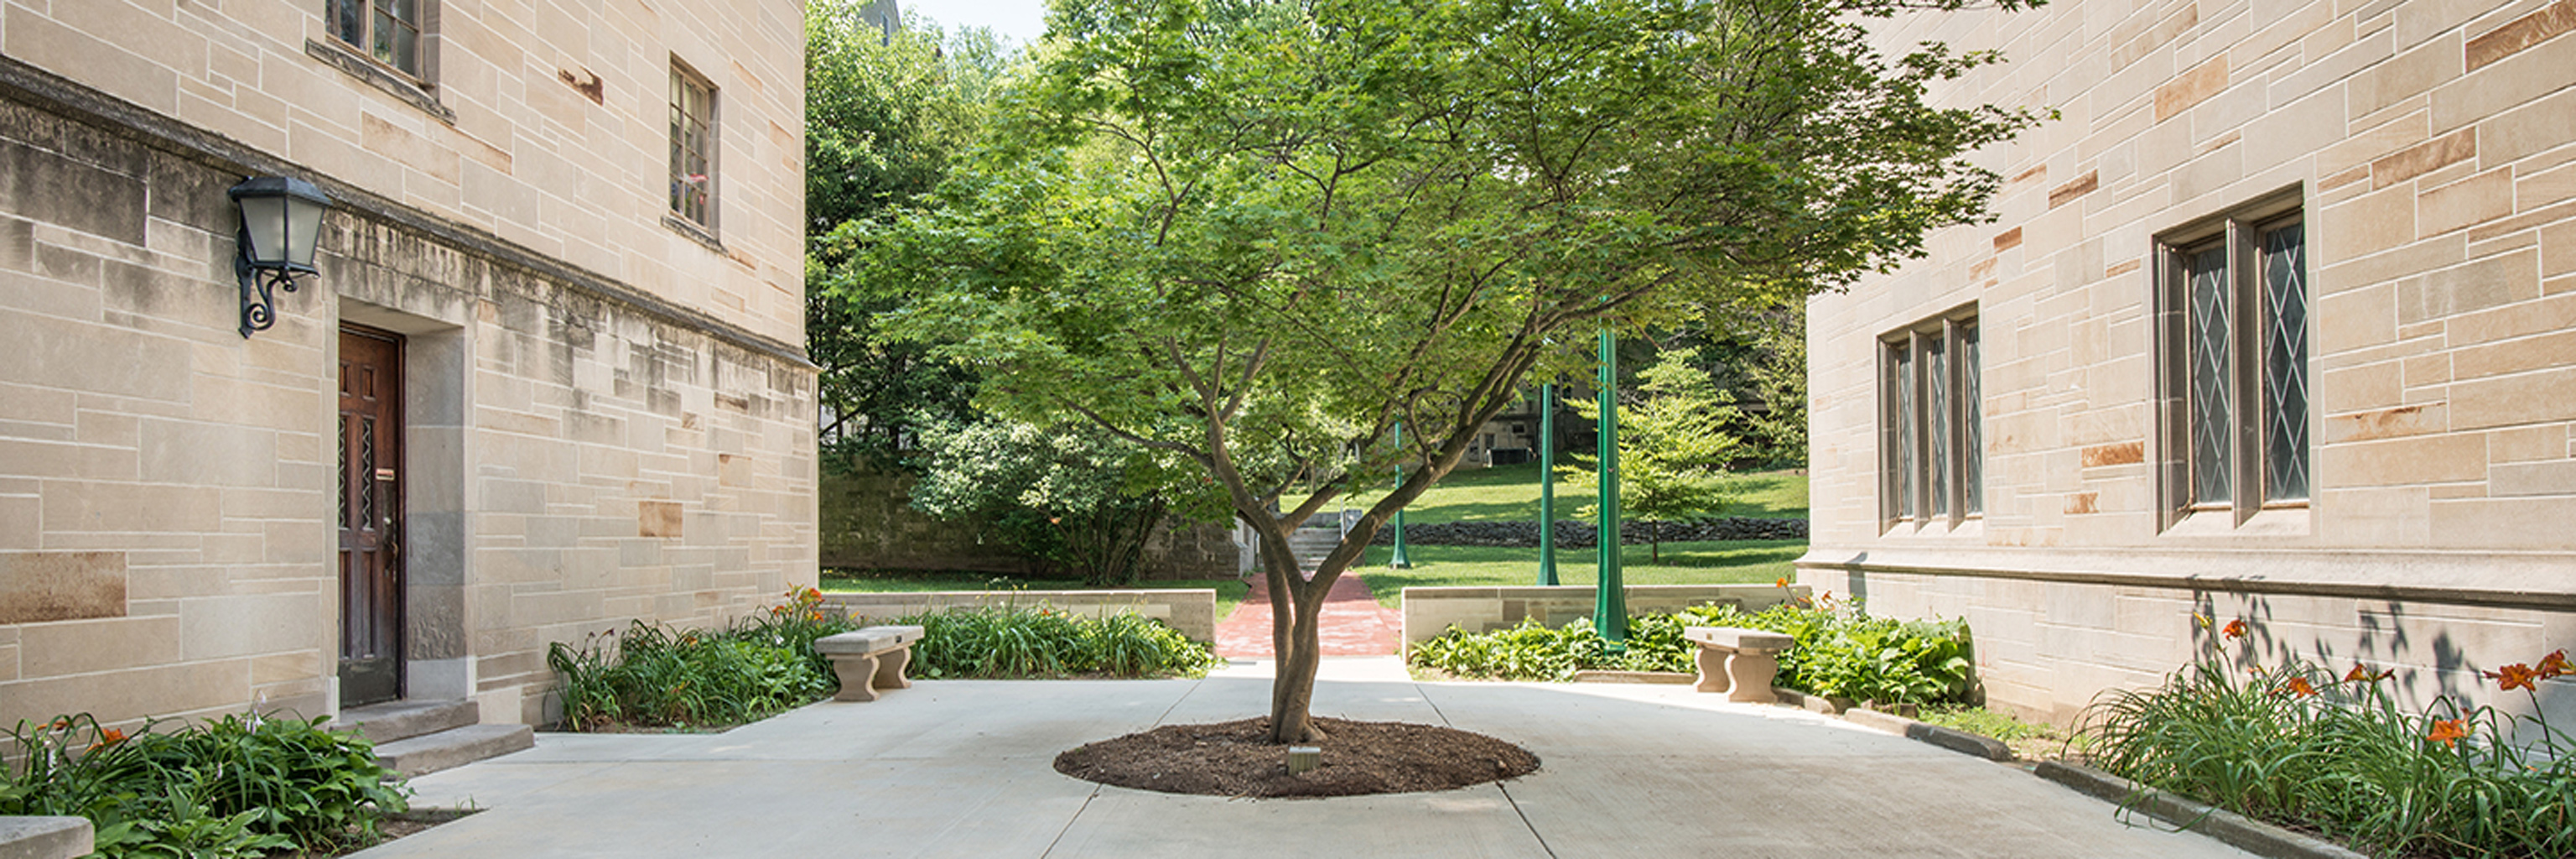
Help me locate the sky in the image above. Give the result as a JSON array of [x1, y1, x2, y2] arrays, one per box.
[[915, 0, 1050, 46]]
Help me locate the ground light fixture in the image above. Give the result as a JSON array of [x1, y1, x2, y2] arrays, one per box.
[[228, 175, 333, 338]]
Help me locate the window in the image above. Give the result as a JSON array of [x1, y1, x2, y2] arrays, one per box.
[[1881, 309, 1981, 529], [669, 64, 715, 228], [327, 0, 423, 78], [2157, 193, 2309, 525]]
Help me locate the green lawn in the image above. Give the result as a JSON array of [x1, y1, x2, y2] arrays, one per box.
[[1348, 462, 1809, 524], [818, 571, 1252, 620], [1351, 539, 1803, 608]]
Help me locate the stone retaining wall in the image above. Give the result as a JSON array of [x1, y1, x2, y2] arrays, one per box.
[[821, 590, 1219, 643], [1371, 517, 1807, 547], [1400, 584, 1810, 643]]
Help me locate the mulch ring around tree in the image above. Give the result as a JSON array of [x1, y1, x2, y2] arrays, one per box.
[[1053, 716, 1539, 798]]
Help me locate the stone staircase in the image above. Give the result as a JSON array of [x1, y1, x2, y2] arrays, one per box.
[[1285, 512, 1353, 572], [334, 699, 533, 778]]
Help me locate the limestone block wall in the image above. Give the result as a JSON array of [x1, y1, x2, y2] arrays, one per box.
[[1400, 584, 1810, 643], [0, 0, 807, 345], [1802, 0, 2576, 726]]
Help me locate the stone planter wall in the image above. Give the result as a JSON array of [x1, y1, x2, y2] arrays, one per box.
[[1400, 584, 1810, 643]]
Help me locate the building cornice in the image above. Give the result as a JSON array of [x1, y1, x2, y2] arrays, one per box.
[[0, 52, 816, 370], [1798, 544, 2576, 612]]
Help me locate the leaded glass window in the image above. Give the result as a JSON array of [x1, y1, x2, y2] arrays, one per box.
[[1882, 310, 1981, 530], [671, 65, 716, 226], [2186, 245, 2232, 505], [2160, 200, 2310, 524], [326, 0, 423, 77], [2262, 222, 2309, 502]]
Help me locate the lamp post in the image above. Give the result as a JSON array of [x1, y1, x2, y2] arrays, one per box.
[[1389, 421, 1413, 569], [1536, 384, 1559, 586], [227, 176, 333, 338], [1595, 329, 1626, 644]]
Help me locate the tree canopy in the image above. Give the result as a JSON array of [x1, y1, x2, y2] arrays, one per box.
[[856, 0, 2043, 741]]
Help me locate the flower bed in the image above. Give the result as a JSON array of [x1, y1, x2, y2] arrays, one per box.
[[0, 712, 410, 859]]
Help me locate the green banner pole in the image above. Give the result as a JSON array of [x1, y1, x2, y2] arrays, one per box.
[[1595, 329, 1625, 644], [1389, 421, 1413, 570], [1537, 384, 1560, 586]]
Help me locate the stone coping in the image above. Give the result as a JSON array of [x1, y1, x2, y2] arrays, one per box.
[[1398, 583, 1807, 643], [0, 816, 91, 859], [820, 590, 1218, 643]]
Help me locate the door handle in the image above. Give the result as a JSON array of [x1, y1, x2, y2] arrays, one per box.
[[374, 467, 400, 560]]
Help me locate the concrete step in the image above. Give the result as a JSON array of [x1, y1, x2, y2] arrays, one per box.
[[334, 699, 479, 745], [372, 724, 535, 778]]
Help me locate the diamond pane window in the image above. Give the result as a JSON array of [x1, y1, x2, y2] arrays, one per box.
[[327, 0, 422, 78], [2185, 245, 2232, 505], [1882, 310, 1981, 530], [2262, 222, 2309, 502], [670, 65, 715, 226]]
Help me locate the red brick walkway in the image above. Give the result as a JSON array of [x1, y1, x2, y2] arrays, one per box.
[[1214, 570, 1402, 658]]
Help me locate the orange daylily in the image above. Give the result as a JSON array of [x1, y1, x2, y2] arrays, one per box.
[[2537, 649, 2570, 679], [2427, 718, 2468, 748], [2485, 663, 2540, 693], [2221, 618, 2249, 640], [2345, 664, 2392, 684], [1774, 577, 1790, 589], [2283, 677, 2318, 697]]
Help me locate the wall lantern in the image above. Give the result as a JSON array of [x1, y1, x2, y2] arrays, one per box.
[[227, 176, 333, 338]]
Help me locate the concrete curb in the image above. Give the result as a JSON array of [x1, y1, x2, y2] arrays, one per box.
[[0, 816, 92, 859], [1841, 707, 2016, 762], [2033, 761, 2369, 859], [1567, 670, 1693, 685]]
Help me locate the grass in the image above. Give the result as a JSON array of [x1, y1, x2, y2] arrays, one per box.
[[1348, 462, 1809, 524], [1915, 705, 2085, 762], [819, 570, 1252, 620], [1351, 539, 1803, 608]]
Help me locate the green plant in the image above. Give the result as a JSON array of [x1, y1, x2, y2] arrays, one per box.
[[895, 604, 1223, 679], [1, 712, 408, 859], [548, 588, 860, 731], [1558, 346, 1746, 560], [2081, 624, 2576, 858]]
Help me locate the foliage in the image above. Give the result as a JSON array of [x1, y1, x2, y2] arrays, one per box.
[[888, 604, 1224, 679], [548, 589, 860, 731], [2080, 625, 2576, 858], [1407, 598, 1975, 705], [860, 0, 2043, 741], [908, 419, 1220, 586], [1, 712, 409, 858], [818, 570, 1256, 619], [1353, 540, 1803, 608], [1701, 299, 1809, 468], [1560, 346, 1744, 560], [807, 5, 1019, 466]]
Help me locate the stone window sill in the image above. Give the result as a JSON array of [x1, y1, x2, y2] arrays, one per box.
[[305, 38, 454, 125], [662, 214, 725, 253]]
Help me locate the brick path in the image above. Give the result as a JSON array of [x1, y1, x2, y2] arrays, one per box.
[[1213, 570, 1402, 658]]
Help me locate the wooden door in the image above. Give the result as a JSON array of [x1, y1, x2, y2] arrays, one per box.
[[338, 325, 405, 706]]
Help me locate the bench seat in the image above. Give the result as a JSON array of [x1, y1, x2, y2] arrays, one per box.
[[1683, 625, 1794, 703], [816, 625, 926, 702]]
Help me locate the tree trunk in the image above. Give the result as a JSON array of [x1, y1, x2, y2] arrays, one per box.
[[1649, 519, 1660, 563]]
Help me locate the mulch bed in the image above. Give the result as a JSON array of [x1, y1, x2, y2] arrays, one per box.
[[1053, 716, 1539, 798]]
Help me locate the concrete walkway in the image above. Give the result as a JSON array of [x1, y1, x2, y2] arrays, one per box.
[[1213, 570, 1403, 658], [367, 659, 2251, 859]]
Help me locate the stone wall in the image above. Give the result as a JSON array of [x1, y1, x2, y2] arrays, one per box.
[[1803, 0, 2576, 727], [1368, 518, 1808, 547], [1400, 584, 1810, 643], [823, 589, 1219, 643]]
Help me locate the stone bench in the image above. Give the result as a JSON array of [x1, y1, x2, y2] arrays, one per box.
[[1684, 626, 1795, 703], [816, 625, 926, 702]]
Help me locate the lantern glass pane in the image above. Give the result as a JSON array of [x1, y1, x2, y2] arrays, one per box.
[[239, 195, 288, 265], [288, 195, 326, 268]]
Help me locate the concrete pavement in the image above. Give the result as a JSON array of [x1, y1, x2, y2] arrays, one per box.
[[366, 658, 2253, 858]]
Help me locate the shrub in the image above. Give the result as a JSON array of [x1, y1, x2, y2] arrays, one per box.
[[549, 588, 860, 731], [1, 712, 410, 859], [2082, 632, 2576, 858], [1407, 599, 1976, 705], [894, 603, 1223, 679]]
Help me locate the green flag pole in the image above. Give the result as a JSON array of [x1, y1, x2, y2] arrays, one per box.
[[1536, 384, 1560, 586], [1389, 421, 1414, 570], [1595, 329, 1626, 644]]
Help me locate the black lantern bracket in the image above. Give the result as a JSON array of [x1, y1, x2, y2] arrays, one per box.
[[226, 175, 333, 339]]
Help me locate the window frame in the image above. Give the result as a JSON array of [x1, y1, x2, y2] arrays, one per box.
[[1879, 305, 1982, 533], [325, 0, 429, 83], [2153, 189, 2310, 530], [668, 60, 719, 232]]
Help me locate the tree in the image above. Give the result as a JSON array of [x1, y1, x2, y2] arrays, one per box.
[[1561, 347, 1742, 561], [907, 420, 1218, 586], [860, 0, 2042, 742], [807, 6, 1017, 466]]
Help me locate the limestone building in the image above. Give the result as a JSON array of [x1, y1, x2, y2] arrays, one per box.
[[0, 0, 817, 737], [1802, 0, 2575, 725]]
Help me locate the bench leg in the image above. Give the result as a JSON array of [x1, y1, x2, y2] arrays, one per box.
[[873, 647, 912, 691], [1724, 651, 1780, 704], [831, 653, 883, 702], [1694, 646, 1732, 695]]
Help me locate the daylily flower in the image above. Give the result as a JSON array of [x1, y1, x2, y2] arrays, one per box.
[[2282, 677, 2317, 697], [2485, 663, 2540, 693], [2537, 649, 2570, 679], [2427, 718, 2468, 748], [2222, 618, 2249, 639], [2345, 664, 2392, 684], [1774, 577, 1789, 589]]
